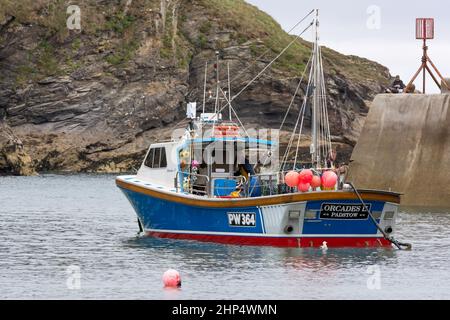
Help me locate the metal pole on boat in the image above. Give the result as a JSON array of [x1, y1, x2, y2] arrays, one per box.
[[348, 182, 412, 250], [215, 51, 220, 115], [203, 61, 208, 114], [311, 9, 320, 168], [228, 62, 232, 121]]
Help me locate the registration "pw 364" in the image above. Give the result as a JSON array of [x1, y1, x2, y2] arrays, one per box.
[[227, 212, 256, 227]]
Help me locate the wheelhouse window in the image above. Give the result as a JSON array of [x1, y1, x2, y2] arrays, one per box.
[[144, 147, 167, 169]]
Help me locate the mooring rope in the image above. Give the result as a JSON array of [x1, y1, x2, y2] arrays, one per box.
[[348, 182, 412, 250]]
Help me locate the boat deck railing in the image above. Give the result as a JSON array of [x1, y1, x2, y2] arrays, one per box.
[[174, 171, 211, 197], [173, 170, 344, 198], [247, 172, 294, 197], [175, 170, 297, 198]]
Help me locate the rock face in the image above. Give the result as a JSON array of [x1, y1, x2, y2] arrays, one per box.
[[0, 0, 392, 175], [348, 94, 450, 207], [0, 122, 36, 175]]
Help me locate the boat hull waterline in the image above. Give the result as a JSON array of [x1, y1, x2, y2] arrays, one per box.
[[117, 177, 399, 248]]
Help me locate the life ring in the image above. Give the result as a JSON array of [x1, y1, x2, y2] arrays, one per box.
[[214, 125, 240, 137]]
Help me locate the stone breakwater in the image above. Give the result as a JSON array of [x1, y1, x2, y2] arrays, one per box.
[[349, 94, 450, 207]]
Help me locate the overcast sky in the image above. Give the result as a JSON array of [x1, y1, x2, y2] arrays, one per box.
[[246, 0, 450, 93]]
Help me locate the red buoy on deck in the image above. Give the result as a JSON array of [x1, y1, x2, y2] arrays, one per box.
[[285, 171, 300, 187], [299, 169, 313, 184]]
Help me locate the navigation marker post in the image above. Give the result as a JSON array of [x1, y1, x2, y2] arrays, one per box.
[[406, 18, 450, 94]]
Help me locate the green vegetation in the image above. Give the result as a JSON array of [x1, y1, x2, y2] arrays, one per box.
[[199, 21, 212, 34], [101, 9, 140, 66], [15, 64, 35, 86], [71, 38, 82, 51], [197, 0, 310, 75], [104, 13, 136, 34], [197, 34, 208, 49], [3, 0, 389, 88], [195, 0, 388, 83], [106, 40, 139, 66], [0, 0, 36, 24], [35, 40, 59, 75], [14, 39, 65, 86]]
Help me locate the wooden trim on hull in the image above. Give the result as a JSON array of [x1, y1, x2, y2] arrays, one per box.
[[116, 179, 401, 208]]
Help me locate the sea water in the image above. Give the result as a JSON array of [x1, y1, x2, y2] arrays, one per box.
[[0, 174, 449, 299]]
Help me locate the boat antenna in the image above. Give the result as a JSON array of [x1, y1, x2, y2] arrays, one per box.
[[228, 62, 232, 121], [202, 61, 208, 114], [214, 50, 220, 115]]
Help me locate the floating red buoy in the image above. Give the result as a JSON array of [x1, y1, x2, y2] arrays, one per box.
[[163, 269, 181, 288], [285, 171, 299, 188]]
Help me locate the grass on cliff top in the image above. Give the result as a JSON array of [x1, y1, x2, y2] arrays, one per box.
[[198, 0, 311, 75], [198, 0, 389, 84]]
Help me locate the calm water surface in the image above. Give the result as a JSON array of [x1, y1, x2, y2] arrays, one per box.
[[0, 174, 449, 299]]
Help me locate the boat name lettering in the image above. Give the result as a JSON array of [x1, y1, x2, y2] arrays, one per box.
[[319, 203, 371, 220]]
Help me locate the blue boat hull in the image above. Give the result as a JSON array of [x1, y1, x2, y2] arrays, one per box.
[[117, 177, 399, 248]]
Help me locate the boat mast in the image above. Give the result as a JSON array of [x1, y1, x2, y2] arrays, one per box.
[[311, 9, 320, 167]]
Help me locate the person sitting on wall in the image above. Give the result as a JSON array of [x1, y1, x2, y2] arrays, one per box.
[[385, 75, 406, 94]]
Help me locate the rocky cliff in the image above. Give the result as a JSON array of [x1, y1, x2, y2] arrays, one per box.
[[0, 0, 392, 175]]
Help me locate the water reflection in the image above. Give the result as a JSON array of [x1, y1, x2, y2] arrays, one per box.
[[124, 236, 398, 273]]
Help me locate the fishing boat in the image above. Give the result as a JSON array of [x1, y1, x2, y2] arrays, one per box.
[[116, 10, 407, 248]]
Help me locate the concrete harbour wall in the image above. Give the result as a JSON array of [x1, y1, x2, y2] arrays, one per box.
[[348, 94, 450, 208]]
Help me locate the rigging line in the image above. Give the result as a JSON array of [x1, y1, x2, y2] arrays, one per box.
[[319, 45, 332, 153], [293, 99, 307, 169], [218, 87, 250, 138], [172, 117, 190, 130], [280, 49, 315, 172], [230, 22, 314, 105], [280, 114, 299, 171], [196, 21, 314, 135], [280, 93, 309, 171], [280, 79, 309, 170], [319, 72, 326, 164], [279, 54, 312, 132], [230, 9, 315, 85], [317, 45, 331, 164]]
